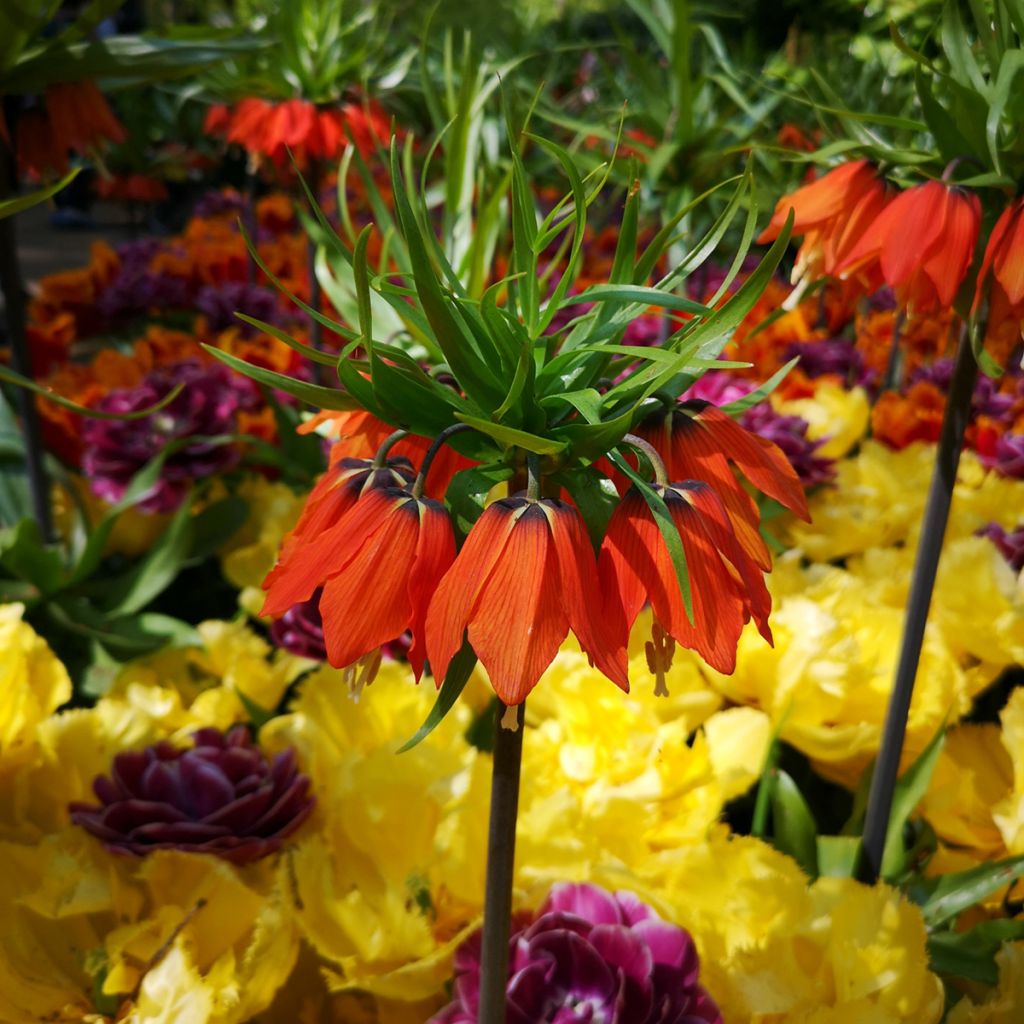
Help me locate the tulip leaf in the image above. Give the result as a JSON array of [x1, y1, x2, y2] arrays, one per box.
[[921, 854, 1024, 928], [398, 641, 478, 752], [0, 518, 65, 595], [816, 836, 862, 879], [881, 726, 946, 881], [927, 920, 1024, 985], [201, 345, 358, 412], [770, 769, 819, 877], [444, 464, 513, 538], [233, 313, 338, 367]]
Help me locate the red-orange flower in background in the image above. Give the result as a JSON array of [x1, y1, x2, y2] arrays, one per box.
[[974, 197, 1024, 354], [425, 497, 629, 707], [758, 159, 889, 290], [262, 485, 455, 679], [633, 401, 810, 571], [599, 481, 772, 679], [838, 180, 981, 315], [9, 81, 127, 178], [212, 96, 393, 167]]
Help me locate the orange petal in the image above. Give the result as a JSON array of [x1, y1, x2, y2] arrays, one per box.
[[319, 498, 421, 669], [757, 160, 873, 242], [467, 504, 568, 705], [405, 499, 456, 680], [922, 188, 981, 307], [995, 200, 1024, 306], [878, 182, 949, 290], [686, 404, 809, 521], [261, 487, 398, 617], [545, 500, 629, 691], [424, 500, 521, 687]]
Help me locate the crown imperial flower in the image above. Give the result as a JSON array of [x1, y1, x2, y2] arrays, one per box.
[[431, 882, 722, 1024], [426, 496, 629, 707], [69, 726, 314, 864]]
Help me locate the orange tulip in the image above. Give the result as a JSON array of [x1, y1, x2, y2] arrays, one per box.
[[598, 481, 772, 678], [838, 180, 981, 315], [758, 160, 889, 288], [633, 401, 810, 570], [262, 486, 455, 678], [425, 497, 628, 706]]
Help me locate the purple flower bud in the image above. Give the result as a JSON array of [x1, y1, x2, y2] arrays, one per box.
[[431, 882, 721, 1024], [741, 403, 836, 489], [82, 359, 254, 512], [982, 433, 1024, 479], [977, 522, 1024, 573], [196, 282, 287, 335], [69, 726, 315, 864], [270, 589, 328, 661]]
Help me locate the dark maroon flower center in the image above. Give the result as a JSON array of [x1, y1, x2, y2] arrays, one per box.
[[69, 725, 314, 864]]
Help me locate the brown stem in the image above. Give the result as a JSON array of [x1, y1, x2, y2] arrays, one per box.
[[477, 699, 525, 1023], [858, 325, 977, 882]]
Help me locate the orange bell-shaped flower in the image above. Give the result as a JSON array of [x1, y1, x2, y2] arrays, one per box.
[[974, 197, 1024, 350], [598, 481, 773, 678], [632, 401, 810, 572], [758, 159, 889, 289], [838, 180, 981, 315], [263, 486, 455, 679], [425, 497, 629, 707]]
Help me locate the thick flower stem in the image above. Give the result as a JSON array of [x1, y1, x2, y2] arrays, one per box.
[[0, 140, 53, 540], [478, 699, 525, 1023], [859, 327, 977, 883]]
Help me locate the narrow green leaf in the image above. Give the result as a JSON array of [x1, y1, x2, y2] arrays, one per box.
[[454, 414, 568, 456], [923, 855, 1024, 927], [398, 641, 477, 752], [816, 836, 862, 878], [771, 769, 819, 877], [0, 168, 79, 219], [201, 345, 357, 411], [928, 920, 1024, 985], [881, 726, 947, 880]]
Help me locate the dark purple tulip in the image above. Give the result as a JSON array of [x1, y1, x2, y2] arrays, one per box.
[[270, 588, 329, 660], [983, 433, 1024, 479], [69, 726, 314, 864], [977, 522, 1024, 573], [196, 281, 287, 335], [431, 882, 722, 1024], [193, 188, 246, 220], [785, 339, 875, 391], [269, 588, 413, 663], [82, 359, 256, 512], [909, 358, 1015, 421], [96, 266, 192, 321], [741, 403, 835, 489]]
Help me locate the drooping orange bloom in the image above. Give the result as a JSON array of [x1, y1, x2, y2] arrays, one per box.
[[633, 401, 810, 570], [758, 159, 889, 289], [838, 180, 981, 315], [270, 449, 415, 569], [263, 485, 454, 678], [599, 481, 772, 677], [216, 96, 393, 168], [15, 81, 126, 177], [425, 497, 629, 706], [974, 197, 1024, 359]]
